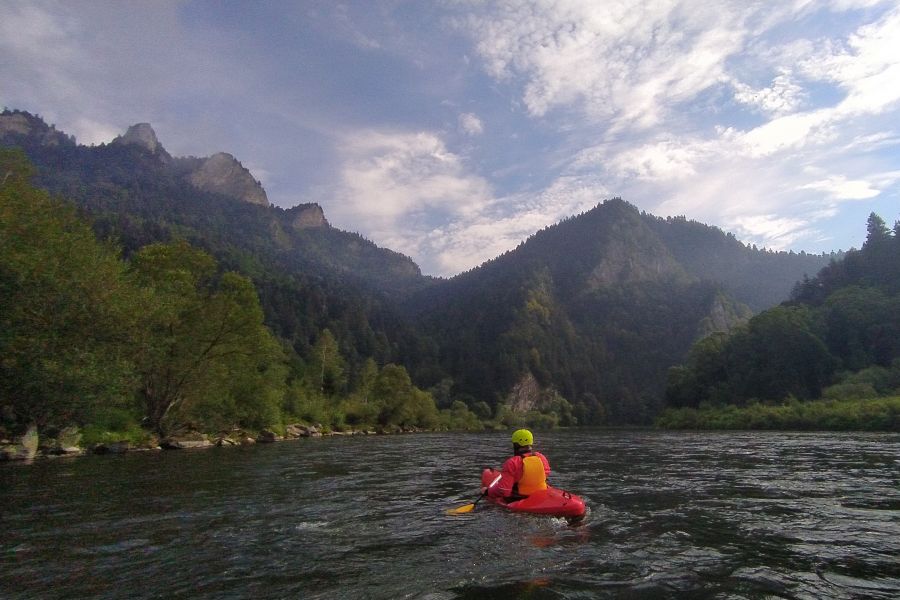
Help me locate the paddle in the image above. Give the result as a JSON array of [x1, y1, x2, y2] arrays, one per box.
[[447, 473, 502, 515]]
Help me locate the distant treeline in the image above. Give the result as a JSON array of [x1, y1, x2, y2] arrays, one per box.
[[0, 150, 494, 441], [660, 212, 900, 430]]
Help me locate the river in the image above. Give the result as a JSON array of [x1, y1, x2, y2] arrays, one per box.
[[2, 430, 899, 599]]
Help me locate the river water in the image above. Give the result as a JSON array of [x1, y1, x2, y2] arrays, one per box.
[[2, 430, 899, 599]]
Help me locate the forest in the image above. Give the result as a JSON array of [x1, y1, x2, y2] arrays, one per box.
[[660, 213, 900, 430], [0, 149, 486, 446], [5, 109, 894, 446]]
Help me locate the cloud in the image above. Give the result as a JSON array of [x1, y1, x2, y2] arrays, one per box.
[[329, 130, 492, 222], [458, 112, 484, 136], [323, 129, 608, 275], [800, 175, 880, 200], [458, 1, 756, 130], [732, 71, 806, 115], [70, 118, 120, 146], [728, 214, 816, 248], [421, 174, 608, 274]]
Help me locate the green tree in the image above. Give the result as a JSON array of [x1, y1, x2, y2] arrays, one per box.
[[0, 150, 138, 429], [865, 212, 891, 247], [307, 328, 347, 396], [130, 241, 286, 434], [371, 363, 439, 429]]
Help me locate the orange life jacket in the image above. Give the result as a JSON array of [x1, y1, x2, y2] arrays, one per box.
[[517, 453, 548, 496]]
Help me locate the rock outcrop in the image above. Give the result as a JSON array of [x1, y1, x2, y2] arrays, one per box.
[[0, 110, 75, 147], [696, 292, 752, 339], [506, 373, 543, 413], [285, 204, 329, 229], [189, 152, 269, 206], [113, 123, 166, 155], [160, 432, 212, 449]]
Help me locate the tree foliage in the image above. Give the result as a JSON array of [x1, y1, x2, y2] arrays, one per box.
[[0, 149, 137, 429], [665, 212, 900, 412]]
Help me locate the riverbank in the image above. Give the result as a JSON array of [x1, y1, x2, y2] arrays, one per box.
[[0, 422, 431, 463], [656, 396, 900, 431]]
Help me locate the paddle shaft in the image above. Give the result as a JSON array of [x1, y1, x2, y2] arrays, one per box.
[[474, 473, 503, 507]]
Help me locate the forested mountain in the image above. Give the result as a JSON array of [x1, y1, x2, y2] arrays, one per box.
[[0, 110, 430, 389], [665, 213, 900, 411], [2, 110, 833, 426], [406, 200, 831, 422]]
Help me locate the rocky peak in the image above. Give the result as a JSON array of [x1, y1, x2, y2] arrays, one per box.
[[285, 203, 329, 229], [0, 110, 75, 147], [189, 152, 269, 206], [113, 123, 163, 152]]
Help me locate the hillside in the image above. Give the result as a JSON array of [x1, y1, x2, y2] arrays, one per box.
[[407, 200, 831, 423], [0, 110, 432, 384], [2, 110, 833, 424], [665, 213, 900, 412]]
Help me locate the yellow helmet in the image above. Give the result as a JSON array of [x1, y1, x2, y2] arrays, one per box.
[[511, 429, 534, 446]]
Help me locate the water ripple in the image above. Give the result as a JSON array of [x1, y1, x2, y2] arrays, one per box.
[[1, 430, 898, 599]]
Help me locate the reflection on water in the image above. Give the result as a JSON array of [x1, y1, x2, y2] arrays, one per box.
[[1, 431, 898, 599]]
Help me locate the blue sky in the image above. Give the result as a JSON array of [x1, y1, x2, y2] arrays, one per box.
[[2, 1, 899, 276]]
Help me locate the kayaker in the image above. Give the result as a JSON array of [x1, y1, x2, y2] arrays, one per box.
[[486, 429, 551, 501]]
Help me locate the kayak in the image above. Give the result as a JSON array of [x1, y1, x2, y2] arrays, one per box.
[[480, 468, 586, 520]]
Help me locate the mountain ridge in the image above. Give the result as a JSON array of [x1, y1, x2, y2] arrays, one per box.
[[1, 109, 836, 423]]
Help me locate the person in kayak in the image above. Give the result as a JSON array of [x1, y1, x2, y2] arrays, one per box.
[[486, 429, 551, 502]]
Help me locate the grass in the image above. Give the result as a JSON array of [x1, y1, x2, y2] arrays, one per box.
[[655, 396, 900, 431]]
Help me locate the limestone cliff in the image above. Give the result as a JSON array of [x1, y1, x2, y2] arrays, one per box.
[[506, 373, 543, 412], [696, 292, 752, 339], [0, 110, 74, 147], [113, 123, 164, 153], [189, 152, 269, 206], [286, 203, 329, 229]]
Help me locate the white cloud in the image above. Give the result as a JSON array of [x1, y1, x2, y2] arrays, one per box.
[[323, 129, 611, 275], [330, 130, 492, 221], [421, 174, 608, 274], [732, 71, 806, 114], [458, 112, 484, 136], [70, 117, 119, 146], [800, 175, 880, 200], [728, 214, 815, 249], [459, 1, 757, 130]]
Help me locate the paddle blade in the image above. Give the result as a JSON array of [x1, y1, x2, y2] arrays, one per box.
[[446, 503, 476, 515]]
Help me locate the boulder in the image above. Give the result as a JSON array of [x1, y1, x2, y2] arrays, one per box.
[[57, 426, 82, 449], [42, 426, 83, 455], [256, 429, 282, 443], [5, 426, 41, 460], [160, 432, 211, 450], [92, 441, 131, 454], [284, 424, 304, 439], [239, 436, 256, 445]]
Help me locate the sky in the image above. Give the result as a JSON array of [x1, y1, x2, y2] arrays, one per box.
[[2, 0, 899, 276]]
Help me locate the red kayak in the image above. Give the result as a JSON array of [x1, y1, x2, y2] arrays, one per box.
[[480, 468, 586, 520]]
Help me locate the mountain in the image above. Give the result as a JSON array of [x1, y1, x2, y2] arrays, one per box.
[[405, 200, 832, 422], [0, 109, 430, 386], [1, 110, 834, 424]]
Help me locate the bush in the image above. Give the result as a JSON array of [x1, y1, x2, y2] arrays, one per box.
[[655, 396, 900, 431], [822, 382, 877, 401]]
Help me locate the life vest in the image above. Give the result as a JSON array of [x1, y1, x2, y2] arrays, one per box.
[[517, 453, 548, 496]]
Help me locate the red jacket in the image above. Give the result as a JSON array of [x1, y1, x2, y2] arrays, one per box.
[[488, 451, 551, 499]]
